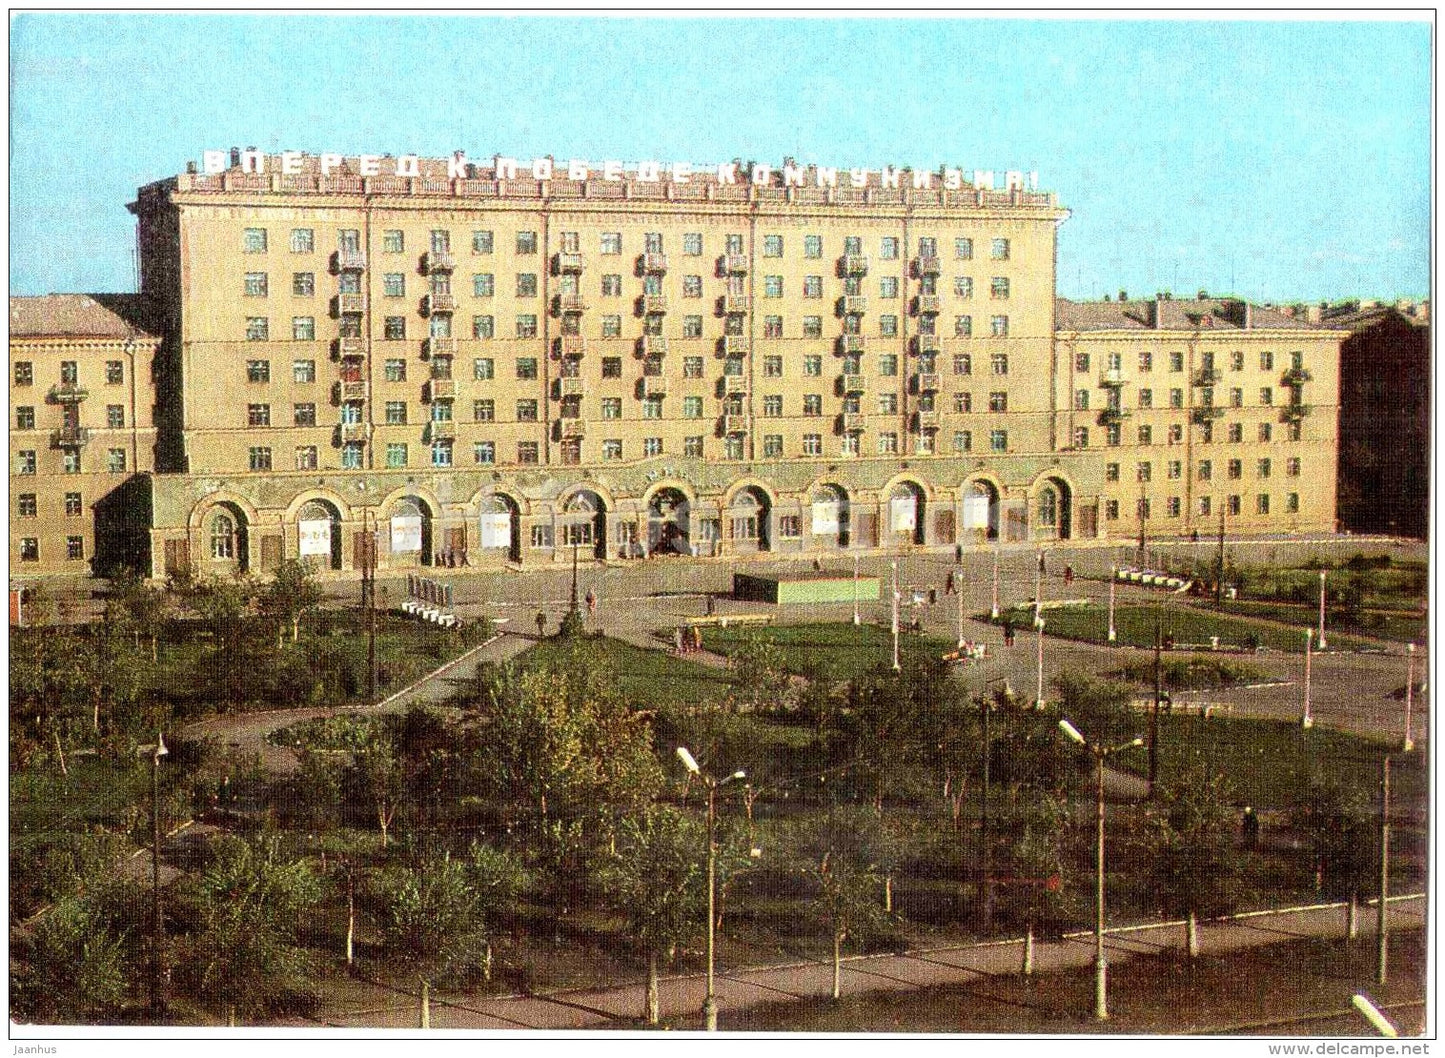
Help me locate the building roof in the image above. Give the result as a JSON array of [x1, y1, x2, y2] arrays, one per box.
[[1320, 305, 1429, 333], [9, 294, 157, 340], [1055, 297, 1315, 332]]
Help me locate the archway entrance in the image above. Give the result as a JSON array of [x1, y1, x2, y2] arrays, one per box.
[[479, 494, 521, 563], [648, 487, 692, 556], [389, 496, 433, 566], [205, 502, 250, 574], [727, 486, 771, 553], [561, 490, 607, 560], [297, 499, 342, 570], [1035, 477, 1073, 541], [810, 485, 850, 548], [963, 479, 1001, 541], [888, 481, 926, 546]]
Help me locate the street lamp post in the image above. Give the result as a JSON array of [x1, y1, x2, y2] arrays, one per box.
[[1034, 551, 1044, 629], [676, 747, 746, 1032], [890, 561, 901, 672], [990, 543, 1000, 620], [1035, 617, 1047, 709], [1058, 720, 1144, 1021], [977, 678, 1013, 931], [955, 566, 966, 649], [852, 554, 861, 626], [1376, 755, 1391, 986], [1318, 569, 1328, 649], [1301, 628, 1314, 729], [1107, 566, 1117, 643], [1402, 644, 1416, 752], [150, 732, 169, 1019]]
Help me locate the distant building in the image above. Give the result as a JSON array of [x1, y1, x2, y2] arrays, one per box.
[[1329, 305, 1430, 539], [9, 295, 160, 577]]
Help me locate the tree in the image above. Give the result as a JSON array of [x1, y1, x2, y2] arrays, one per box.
[[791, 806, 898, 1000], [11, 894, 131, 1023], [604, 805, 709, 1024], [347, 732, 404, 847], [258, 559, 325, 644], [1291, 776, 1373, 901], [1147, 769, 1245, 953], [175, 835, 322, 1022], [111, 565, 170, 661], [730, 632, 793, 714]]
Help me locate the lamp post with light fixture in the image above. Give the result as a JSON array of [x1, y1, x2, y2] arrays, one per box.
[[1058, 719, 1144, 1021], [675, 746, 746, 1032]]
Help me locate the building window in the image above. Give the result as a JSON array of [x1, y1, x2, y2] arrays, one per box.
[[601, 398, 622, 420], [1106, 423, 1122, 446], [681, 275, 703, 299], [1287, 457, 1301, 477], [955, 277, 974, 299], [1198, 460, 1212, 481], [990, 316, 1009, 338], [340, 443, 363, 469], [516, 357, 538, 380], [879, 237, 899, 260], [293, 403, 316, 427], [878, 354, 898, 377], [294, 446, 318, 470], [465, 313, 492, 339], [14, 362, 32, 386], [431, 441, 453, 467], [990, 429, 1008, 452], [1138, 388, 1153, 410], [244, 360, 269, 384], [804, 355, 823, 377], [18, 537, 39, 562], [1168, 460, 1182, 480], [289, 228, 314, 253], [879, 315, 899, 337], [598, 232, 622, 255], [246, 403, 271, 427], [1170, 351, 1185, 372], [991, 352, 1009, 375], [379, 359, 404, 383], [516, 231, 538, 255], [530, 524, 552, 548], [1074, 390, 1090, 411], [516, 400, 539, 422], [599, 273, 622, 297], [683, 232, 703, 256], [763, 356, 783, 378], [764, 275, 784, 298], [639, 436, 662, 458], [1073, 426, 1090, 448], [1228, 423, 1244, 443], [763, 316, 783, 339], [1227, 459, 1242, 480], [1256, 493, 1270, 515], [949, 430, 970, 453], [289, 272, 315, 299], [802, 275, 824, 299], [1105, 462, 1120, 482], [951, 236, 973, 260], [802, 234, 823, 259], [680, 356, 703, 379], [466, 397, 491, 422], [763, 434, 783, 458], [379, 230, 403, 254], [684, 435, 704, 458], [801, 394, 822, 416], [472, 230, 493, 254], [1170, 388, 1184, 408], [953, 392, 973, 413], [762, 235, 784, 257], [15, 406, 34, 430], [1257, 458, 1272, 479], [243, 272, 269, 297], [1286, 492, 1299, 513], [642, 396, 664, 419], [988, 391, 1008, 413], [762, 395, 783, 417], [1137, 461, 1152, 483], [682, 315, 704, 338], [602, 439, 623, 461], [990, 237, 1010, 260], [878, 393, 898, 415], [243, 227, 267, 253], [1138, 425, 1152, 445], [17, 493, 37, 517], [800, 434, 822, 457], [474, 441, 495, 464], [287, 315, 314, 341], [1138, 351, 1153, 372], [386, 443, 408, 468], [682, 396, 704, 419], [430, 229, 452, 254], [1259, 422, 1272, 443], [246, 318, 269, 341], [1260, 350, 1275, 370], [990, 277, 1010, 299], [248, 446, 272, 471], [383, 401, 406, 425], [877, 431, 899, 454]]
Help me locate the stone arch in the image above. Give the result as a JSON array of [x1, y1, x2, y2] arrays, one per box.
[[296, 497, 344, 570], [962, 474, 1004, 541], [198, 500, 251, 574], [386, 493, 435, 567], [1030, 473, 1075, 542], [886, 478, 929, 546], [725, 482, 773, 552], [476, 492, 522, 563], [807, 480, 851, 548], [558, 487, 608, 560], [646, 486, 693, 556], [282, 487, 353, 525]]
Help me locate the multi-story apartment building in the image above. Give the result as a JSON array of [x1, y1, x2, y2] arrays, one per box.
[[6, 152, 1343, 583], [8, 295, 159, 577], [1055, 297, 1341, 542], [129, 152, 1113, 577]]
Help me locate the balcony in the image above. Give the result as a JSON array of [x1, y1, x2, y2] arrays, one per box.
[[558, 377, 586, 398], [1190, 405, 1225, 424], [720, 335, 748, 357], [720, 294, 751, 315], [914, 334, 941, 356], [636, 335, 669, 358], [335, 380, 370, 403], [722, 375, 749, 397], [1100, 368, 1126, 387], [637, 295, 669, 316], [424, 378, 457, 402], [560, 419, 587, 439], [336, 336, 368, 360], [426, 420, 456, 442], [837, 254, 870, 277], [1097, 407, 1132, 426], [914, 409, 940, 432], [638, 252, 669, 274], [421, 293, 454, 316], [422, 336, 457, 360], [839, 371, 867, 394], [47, 382, 88, 403], [553, 335, 587, 358], [1194, 367, 1221, 387], [1282, 367, 1313, 387], [641, 376, 669, 398], [1281, 403, 1312, 422], [721, 413, 750, 435], [839, 412, 866, 434], [912, 295, 942, 316], [718, 253, 749, 275], [837, 295, 868, 317], [553, 293, 587, 316], [336, 293, 369, 316], [837, 335, 866, 356], [422, 250, 456, 274], [913, 255, 942, 278], [333, 249, 367, 273], [552, 251, 585, 275], [338, 422, 369, 444], [914, 372, 940, 393], [50, 425, 90, 448]]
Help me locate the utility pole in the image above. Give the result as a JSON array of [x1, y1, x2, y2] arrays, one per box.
[[955, 565, 965, 649], [890, 560, 901, 672], [1301, 629, 1314, 729], [1215, 505, 1227, 606], [1150, 605, 1163, 789], [1402, 644, 1416, 752], [1136, 474, 1148, 567], [1376, 755, 1391, 986], [150, 732, 169, 1020], [1317, 569, 1328, 648], [570, 537, 580, 615], [365, 510, 377, 700]]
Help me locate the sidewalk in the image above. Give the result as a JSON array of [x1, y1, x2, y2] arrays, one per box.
[[295, 893, 1426, 1030]]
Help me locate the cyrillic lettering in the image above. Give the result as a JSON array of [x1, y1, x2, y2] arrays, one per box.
[[717, 162, 738, 184], [671, 161, 692, 183], [532, 157, 553, 180], [396, 155, 420, 178], [202, 150, 227, 175], [494, 156, 518, 180], [638, 160, 660, 182], [447, 154, 470, 179], [239, 150, 265, 174], [943, 168, 963, 191], [359, 154, 381, 177], [880, 167, 901, 189], [603, 160, 624, 181], [849, 168, 869, 188], [816, 167, 838, 187], [320, 153, 343, 176], [568, 159, 589, 180], [911, 169, 933, 190]]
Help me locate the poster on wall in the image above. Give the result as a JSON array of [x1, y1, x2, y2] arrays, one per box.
[[298, 518, 331, 556], [480, 511, 512, 548], [962, 493, 991, 529], [890, 495, 916, 532], [811, 501, 840, 535], [391, 515, 423, 553]]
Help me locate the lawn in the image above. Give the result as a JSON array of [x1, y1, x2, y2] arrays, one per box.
[[701, 622, 955, 683], [991, 603, 1372, 654], [517, 634, 735, 711], [1205, 599, 1426, 645]]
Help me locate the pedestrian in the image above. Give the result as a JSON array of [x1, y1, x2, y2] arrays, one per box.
[[1003, 619, 1015, 647], [1241, 806, 1260, 851], [535, 610, 547, 638], [928, 587, 937, 605], [1038, 552, 1047, 575], [955, 544, 964, 563], [1063, 564, 1074, 586], [945, 570, 955, 595], [706, 594, 716, 616], [813, 558, 822, 572], [586, 588, 597, 615]]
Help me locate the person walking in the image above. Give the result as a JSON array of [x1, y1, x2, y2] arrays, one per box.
[[586, 588, 597, 616], [1003, 619, 1015, 648], [945, 570, 955, 595], [535, 610, 547, 638]]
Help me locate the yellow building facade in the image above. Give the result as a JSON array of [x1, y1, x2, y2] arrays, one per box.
[[1, 151, 1335, 581]]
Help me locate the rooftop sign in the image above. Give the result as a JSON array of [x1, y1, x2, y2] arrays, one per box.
[[201, 150, 1040, 192]]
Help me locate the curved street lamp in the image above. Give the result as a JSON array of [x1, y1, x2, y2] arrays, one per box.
[[1058, 719, 1143, 1021], [676, 746, 746, 1031]]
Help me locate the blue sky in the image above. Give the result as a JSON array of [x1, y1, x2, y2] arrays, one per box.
[[9, 14, 1432, 303]]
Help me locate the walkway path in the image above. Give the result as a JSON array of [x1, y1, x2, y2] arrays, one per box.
[[294, 894, 1427, 1029]]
